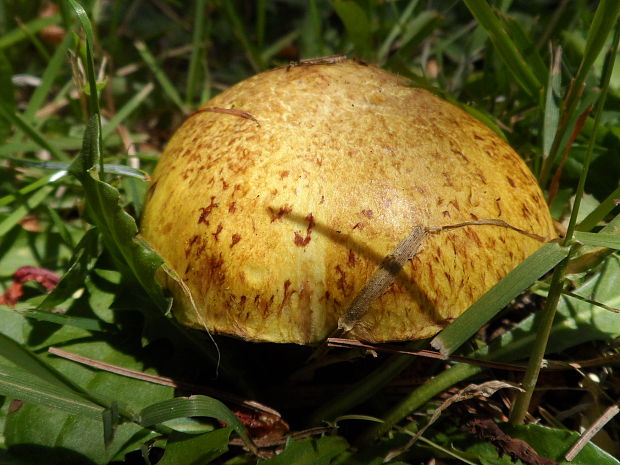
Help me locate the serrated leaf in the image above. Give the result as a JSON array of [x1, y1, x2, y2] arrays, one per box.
[[157, 427, 232, 465], [69, 115, 166, 309]]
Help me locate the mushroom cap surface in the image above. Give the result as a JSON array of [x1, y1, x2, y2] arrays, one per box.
[[140, 60, 555, 344]]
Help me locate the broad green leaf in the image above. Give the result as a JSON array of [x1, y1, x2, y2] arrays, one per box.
[[431, 241, 569, 355], [0, 333, 75, 390], [507, 424, 620, 465], [259, 435, 349, 465], [139, 395, 253, 452], [5, 325, 173, 464], [0, 226, 72, 275], [157, 427, 232, 465], [0, 363, 104, 420]]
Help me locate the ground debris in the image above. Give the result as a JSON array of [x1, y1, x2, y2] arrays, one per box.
[[463, 417, 556, 465], [0, 266, 60, 307]]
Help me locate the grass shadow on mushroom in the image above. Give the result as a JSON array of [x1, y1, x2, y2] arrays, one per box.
[[278, 209, 441, 332]]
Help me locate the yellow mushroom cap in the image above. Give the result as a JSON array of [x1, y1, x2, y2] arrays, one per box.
[[140, 60, 555, 344]]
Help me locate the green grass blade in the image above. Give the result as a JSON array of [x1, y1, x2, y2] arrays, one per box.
[[102, 82, 154, 140], [540, 2, 620, 187], [261, 30, 300, 64], [67, 0, 96, 62], [256, 0, 266, 50], [463, 0, 541, 96], [0, 50, 15, 142], [139, 396, 254, 453], [377, 0, 418, 63], [0, 172, 66, 208], [577, 185, 620, 232], [431, 241, 569, 356], [573, 0, 620, 88], [68, 0, 103, 176], [512, 24, 620, 424], [306, 0, 325, 57], [0, 333, 78, 390], [0, 14, 61, 50], [574, 231, 620, 250], [0, 104, 69, 161], [311, 350, 415, 423], [358, 363, 482, 443], [0, 363, 105, 420], [185, 0, 208, 108], [394, 10, 442, 59], [23, 33, 74, 122], [38, 228, 100, 310], [6, 305, 108, 332], [6, 158, 148, 180], [135, 40, 186, 113], [0, 184, 56, 237], [542, 46, 562, 163], [333, 0, 372, 59], [221, 0, 263, 71], [46, 204, 75, 248], [563, 17, 620, 245], [0, 133, 142, 156]]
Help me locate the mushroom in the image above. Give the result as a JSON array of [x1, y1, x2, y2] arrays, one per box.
[[140, 59, 555, 344]]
